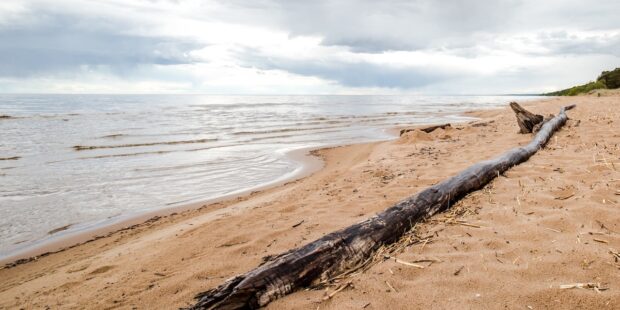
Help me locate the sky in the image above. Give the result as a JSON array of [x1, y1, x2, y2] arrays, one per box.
[[0, 0, 619, 94]]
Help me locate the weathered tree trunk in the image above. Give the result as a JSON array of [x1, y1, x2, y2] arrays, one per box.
[[189, 104, 576, 310], [400, 123, 451, 136], [509, 102, 544, 133]]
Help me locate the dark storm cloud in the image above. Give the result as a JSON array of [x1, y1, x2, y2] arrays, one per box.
[[0, 8, 200, 77]]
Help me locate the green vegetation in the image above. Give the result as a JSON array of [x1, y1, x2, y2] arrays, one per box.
[[545, 80, 606, 96], [598, 68, 620, 89], [544, 67, 620, 96]]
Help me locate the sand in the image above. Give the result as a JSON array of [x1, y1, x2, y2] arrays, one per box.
[[1, 95, 619, 309]]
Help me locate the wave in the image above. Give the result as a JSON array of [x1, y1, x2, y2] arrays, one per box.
[[76, 143, 241, 160], [100, 134, 128, 139], [189, 102, 298, 110], [0, 156, 20, 161], [73, 138, 218, 151], [77, 150, 174, 159], [232, 124, 347, 136], [243, 129, 347, 143]]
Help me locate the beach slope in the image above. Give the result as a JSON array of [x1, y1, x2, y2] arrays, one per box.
[[1, 95, 619, 309]]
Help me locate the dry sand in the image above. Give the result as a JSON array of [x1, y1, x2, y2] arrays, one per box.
[[1, 95, 619, 309]]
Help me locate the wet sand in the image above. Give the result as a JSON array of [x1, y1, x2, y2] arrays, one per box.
[[1, 94, 619, 309], [0, 146, 325, 266]]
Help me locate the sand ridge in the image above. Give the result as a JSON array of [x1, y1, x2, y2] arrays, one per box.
[[0, 95, 618, 309]]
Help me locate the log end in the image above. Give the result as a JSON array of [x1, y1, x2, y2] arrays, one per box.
[[510, 102, 544, 134], [563, 104, 577, 111], [189, 275, 254, 310]]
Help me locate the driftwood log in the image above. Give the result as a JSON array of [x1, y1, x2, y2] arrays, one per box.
[[399, 123, 451, 136], [509, 102, 545, 133], [189, 104, 576, 310]]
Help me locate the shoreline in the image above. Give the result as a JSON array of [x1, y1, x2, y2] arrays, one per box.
[[0, 117, 474, 266], [0, 95, 537, 265], [0, 145, 326, 266], [1, 95, 617, 309]]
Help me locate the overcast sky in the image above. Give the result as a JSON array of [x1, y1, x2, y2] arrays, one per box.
[[0, 0, 619, 94]]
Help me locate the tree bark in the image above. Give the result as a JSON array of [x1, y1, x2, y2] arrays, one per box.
[[188, 104, 576, 310], [509, 102, 544, 133]]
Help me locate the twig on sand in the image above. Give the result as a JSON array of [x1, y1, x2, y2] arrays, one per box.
[[322, 281, 352, 301], [411, 258, 442, 264], [385, 281, 398, 292], [588, 231, 606, 236], [555, 192, 574, 200], [419, 238, 430, 252], [216, 241, 248, 248], [610, 249, 620, 269], [455, 221, 482, 228], [559, 282, 608, 293], [384, 255, 425, 269], [600, 155, 617, 171], [292, 220, 305, 228]]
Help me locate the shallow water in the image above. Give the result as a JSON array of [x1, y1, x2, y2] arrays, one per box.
[[0, 94, 542, 256]]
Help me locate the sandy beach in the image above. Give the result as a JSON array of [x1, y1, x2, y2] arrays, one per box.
[[1, 94, 619, 309]]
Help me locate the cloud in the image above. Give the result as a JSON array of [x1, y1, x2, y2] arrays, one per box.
[[0, 5, 201, 78], [213, 0, 516, 53], [0, 0, 619, 93], [215, 0, 620, 56], [536, 31, 620, 56], [238, 48, 456, 88]]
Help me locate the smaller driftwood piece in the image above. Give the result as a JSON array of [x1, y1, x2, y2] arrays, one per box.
[[188, 103, 576, 310], [400, 123, 451, 136], [509, 101, 549, 133]]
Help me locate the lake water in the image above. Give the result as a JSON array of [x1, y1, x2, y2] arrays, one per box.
[[0, 94, 542, 258]]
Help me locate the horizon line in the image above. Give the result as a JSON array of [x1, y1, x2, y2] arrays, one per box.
[[0, 92, 545, 96]]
